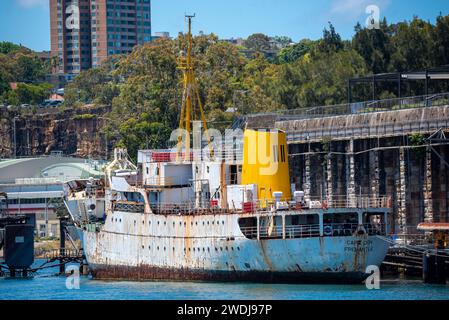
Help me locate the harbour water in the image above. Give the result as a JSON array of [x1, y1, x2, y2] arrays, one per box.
[[0, 260, 448, 300]]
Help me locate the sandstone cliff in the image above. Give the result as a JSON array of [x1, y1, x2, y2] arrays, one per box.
[[0, 105, 112, 159]]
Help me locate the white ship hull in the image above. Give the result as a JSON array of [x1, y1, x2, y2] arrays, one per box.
[[81, 210, 390, 283]]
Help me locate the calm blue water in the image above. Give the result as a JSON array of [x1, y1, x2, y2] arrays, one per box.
[[1, 260, 448, 300]]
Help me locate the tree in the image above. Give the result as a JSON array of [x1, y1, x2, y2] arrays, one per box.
[[295, 50, 368, 107], [3, 82, 52, 105], [316, 22, 344, 54], [65, 62, 118, 106], [0, 42, 22, 54], [276, 39, 315, 64], [0, 43, 50, 100], [271, 36, 293, 49], [433, 14, 449, 66], [352, 18, 391, 74], [389, 18, 434, 72], [117, 114, 172, 162], [244, 33, 272, 52]]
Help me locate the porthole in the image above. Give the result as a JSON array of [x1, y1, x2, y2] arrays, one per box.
[[157, 221, 160, 225], [148, 246, 151, 250], [237, 247, 240, 251], [203, 221, 205, 225], [173, 222, 175, 226], [164, 221, 166, 225], [173, 247, 175, 251], [225, 247, 228, 251], [111, 217, 113, 222], [215, 248, 218, 251], [184, 222, 186, 226], [179, 222, 182, 226], [157, 246, 159, 250], [142, 221, 144, 225], [119, 219, 121, 222], [207, 248, 210, 252], [191, 222, 193, 226], [142, 245, 144, 249], [231, 247, 234, 251], [222, 221, 224, 225], [149, 221, 151, 225], [134, 220, 136, 225], [207, 221, 209, 225], [164, 247, 166, 251], [212, 221, 214, 225], [195, 222, 198, 225]]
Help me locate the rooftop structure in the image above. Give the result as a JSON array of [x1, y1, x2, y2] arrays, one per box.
[[0, 157, 105, 237]]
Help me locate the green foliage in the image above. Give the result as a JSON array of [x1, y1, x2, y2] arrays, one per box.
[[65, 60, 120, 106], [409, 133, 426, 158], [73, 114, 97, 120], [352, 19, 391, 74], [409, 133, 425, 146], [434, 14, 449, 67], [0, 42, 51, 102], [244, 33, 272, 52], [276, 39, 315, 64], [3, 82, 52, 105], [316, 22, 344, 54], [0, 42, 22, 54], [60, 14, 449, 155], [389, 18, 434, 72], [118, 113, 172, 162], [271, 36, 293, 49]]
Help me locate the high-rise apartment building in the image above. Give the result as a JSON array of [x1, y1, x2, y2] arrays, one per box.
[[50, 0, 151, 78]]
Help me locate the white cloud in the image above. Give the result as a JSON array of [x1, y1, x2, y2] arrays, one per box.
[[16, 0, 47, 9], [330, 0, 390, 20]]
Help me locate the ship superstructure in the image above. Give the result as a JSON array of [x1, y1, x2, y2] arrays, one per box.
[[63, 16, 392, 283]]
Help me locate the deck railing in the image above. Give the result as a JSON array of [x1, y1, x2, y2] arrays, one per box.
[[144, 195, 390, 215], [274, 92, 449, 120], [239, 222, 386, 240], [308, 195, 391, 209], [113, 201, 144, 213]]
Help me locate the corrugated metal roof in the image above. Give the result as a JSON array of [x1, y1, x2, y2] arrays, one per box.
[[0, 157, 96, 184]]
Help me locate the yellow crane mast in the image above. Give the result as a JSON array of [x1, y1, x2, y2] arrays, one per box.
[[177, 14, 212, 162]]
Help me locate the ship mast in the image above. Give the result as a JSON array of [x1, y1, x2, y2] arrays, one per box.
[[177, 14, 212, 162]]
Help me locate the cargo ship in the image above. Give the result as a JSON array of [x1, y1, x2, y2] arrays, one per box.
[[63, 17, 392, 283]]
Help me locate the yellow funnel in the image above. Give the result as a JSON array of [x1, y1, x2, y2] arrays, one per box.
[[241, 129, 292, 202]]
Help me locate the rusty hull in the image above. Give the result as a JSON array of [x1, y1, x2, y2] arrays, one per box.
[[81, 210, 390, 284], [89, 263, 368, 284]]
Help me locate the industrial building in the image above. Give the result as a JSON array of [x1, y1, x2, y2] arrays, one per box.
[[0, 156, 104, 237]]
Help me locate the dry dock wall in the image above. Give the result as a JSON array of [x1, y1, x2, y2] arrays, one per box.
[[274, 105, 449, 236]]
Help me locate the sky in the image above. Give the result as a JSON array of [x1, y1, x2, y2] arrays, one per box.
[[0, 0, 448, 52]]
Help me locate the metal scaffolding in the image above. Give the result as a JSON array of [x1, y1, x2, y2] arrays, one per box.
[[348, 65, 449, 103]]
